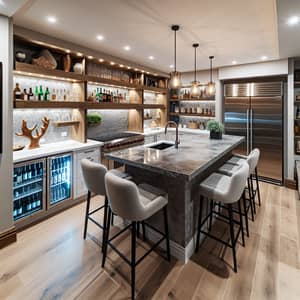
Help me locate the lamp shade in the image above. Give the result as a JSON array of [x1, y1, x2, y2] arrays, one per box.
[[206, 81, 216, 96], [191, 80, 201, 97], [169, 71, 181, 89]]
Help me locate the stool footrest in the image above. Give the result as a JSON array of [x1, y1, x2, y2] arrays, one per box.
[[88, 205, 105, 216], [88, 216, 104, 229]]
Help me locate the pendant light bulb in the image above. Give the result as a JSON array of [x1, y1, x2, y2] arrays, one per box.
[[206, 55, 215, 96], [191, 43, 200, 97], [169, 25, 182, 89]]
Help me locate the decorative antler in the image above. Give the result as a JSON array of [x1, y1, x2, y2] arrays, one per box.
[[16, 117, 50, 149]]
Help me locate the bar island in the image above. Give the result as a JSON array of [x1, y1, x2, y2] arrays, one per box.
[[106, 132, 244, 261]]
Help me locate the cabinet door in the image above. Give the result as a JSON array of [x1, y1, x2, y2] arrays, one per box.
[[13, 158, 46, 222], [74, 147, 100, 198]]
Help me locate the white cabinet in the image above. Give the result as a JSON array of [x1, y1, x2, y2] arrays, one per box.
[[144, 135, 156, 145], [73, 147, 101, 198]]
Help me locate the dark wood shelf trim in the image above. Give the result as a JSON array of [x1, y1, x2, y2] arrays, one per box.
[[170, 112, 215, 118], [14, 100, 85, 109], [52, 120, 80, 127], [169, 98, 215, 102]]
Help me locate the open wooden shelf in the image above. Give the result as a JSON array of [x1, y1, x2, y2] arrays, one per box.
[[86, 75, 140, 90], [84, 102, 144, 110], [14, 100, 85, 109], [170, 112, 215, 118], [52, 120, 80, 127], [170, 98, 215, 102], [14, 62, 84, 82]]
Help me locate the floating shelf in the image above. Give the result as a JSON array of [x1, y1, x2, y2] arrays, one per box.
[[53, 120, 80, 127], [169, 98, 215, 102], [14, 62, 84, 82], [85, 102, 144, 110], [14, 100, 84, 109], [170, 112, 215, 118]]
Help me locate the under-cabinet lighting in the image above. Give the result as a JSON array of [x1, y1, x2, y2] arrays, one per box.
[[110, 61, 115, 65], [77, 52, 83, 57], [127, 66, 131, 69], [65, 49, 71, 53], [87, 56, 94, 59], [96, 35, 104, 41], [99, 58, 104, 62]]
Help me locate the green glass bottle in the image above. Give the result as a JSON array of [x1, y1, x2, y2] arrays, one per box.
[[39, 85, 43, 101], [44, 87, 50, 101], [34, 86, 39, 101]]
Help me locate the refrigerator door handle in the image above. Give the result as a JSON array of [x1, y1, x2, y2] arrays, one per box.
[[250, 109, 253, 151], [246, 109, 249, 154]]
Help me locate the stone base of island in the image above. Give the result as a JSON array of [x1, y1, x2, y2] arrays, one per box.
[[106, 131, 244, 262]]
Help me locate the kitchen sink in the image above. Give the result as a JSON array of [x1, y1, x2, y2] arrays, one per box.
[[147, 142, 174, 150]]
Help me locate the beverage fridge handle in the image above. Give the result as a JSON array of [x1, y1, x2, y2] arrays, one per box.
[[250, 109, 253, 151], [246, 109, 249, 154]]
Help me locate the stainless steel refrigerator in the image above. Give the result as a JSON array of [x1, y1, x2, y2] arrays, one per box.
[[223, 81, 283, 183]]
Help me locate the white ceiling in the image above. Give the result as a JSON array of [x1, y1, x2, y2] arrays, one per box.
[[277, 0, 300, 58], [0, 0, 28, 17], [11, 0, 281, 72]]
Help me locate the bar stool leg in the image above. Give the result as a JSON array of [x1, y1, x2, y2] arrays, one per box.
[[83, 190, 91, 240], [136, 222, 140, 239], [101, 208, 111, 268], [228, 204, 237, 273], [163, 206, 171, 261], [101, 196, 109, 253], [242, 191, 249, 237], [247, 178, 255, 221], [196, 195, 204, 252], [238, 199, 245, 247], [208, 200, 214, 232], [131, 222, 137, 300], [250, 176, 256, 214], [142, 221, 146, 241], [255, 167, 261, 206]]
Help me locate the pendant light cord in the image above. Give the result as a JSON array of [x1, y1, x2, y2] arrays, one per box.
[[174, 29, 177, 72], [194, 46, 196, 82], [210, 58, 212, 82]]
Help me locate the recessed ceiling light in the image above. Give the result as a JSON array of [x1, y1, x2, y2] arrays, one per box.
[[287, 16, 299, 26], [99, 58, 104, 62], [96, 35, 104, 41], [134, 68, 138, 71], [169, 64, 174, 68], [123, 45, 131, 51], [77, 52, 83, 57], [65, 49, 71, 53], [261, 56, 268, 61], [232, 60, 237, 65], [146, 72, 150, 74], [119, 64, 124, 68], [127, 66, 131, 69], [110, 61, 115, 65], [148, 56, 154, 60], [87, 55, 93, 59], [47, 16, 57, 24], [141, 70, 145, 73]]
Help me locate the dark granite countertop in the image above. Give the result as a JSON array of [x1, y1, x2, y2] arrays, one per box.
[[106, 132, 244, 180]]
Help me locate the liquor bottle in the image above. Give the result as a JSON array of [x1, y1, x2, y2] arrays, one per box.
[[27, 165, 32, 180], [34, 86, 39, 101], [95, 88, 100, 102], [16, 168, 22, 184], [38, 85, 44, 101], [14, 83, 21, 100], [28, 88, 34, 101], [52, 89, 57, 101], [63, 89, 67, 101], [13, 201, 17, 218], [36, 193, 41, 207], [26, 197, 32, 212], [44, 87, 50, 101], [22, 89, 27, 100], [31, 164, 36, 178], [31, 195, 37, 210], [99, 88, 103, 102]]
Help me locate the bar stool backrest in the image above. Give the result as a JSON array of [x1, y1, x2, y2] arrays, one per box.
[[105, 171, 146, 221], [246, 148, 260, 174], [226, 162, 249, 203], [81, 159, 107, 196]]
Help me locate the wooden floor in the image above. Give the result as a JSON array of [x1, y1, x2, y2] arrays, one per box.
[[1, 182, 300, 300]]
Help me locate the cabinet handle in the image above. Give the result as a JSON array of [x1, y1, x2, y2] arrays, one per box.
[[83, 149, 97, 154]]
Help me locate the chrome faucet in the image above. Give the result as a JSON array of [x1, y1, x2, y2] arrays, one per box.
[[165, 121, 180, 149]]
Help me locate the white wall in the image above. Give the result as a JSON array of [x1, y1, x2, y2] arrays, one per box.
[[219, 59, 289, 80], [0, 16, 13, 233]]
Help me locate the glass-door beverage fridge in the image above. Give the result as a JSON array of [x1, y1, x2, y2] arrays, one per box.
[[47, 153, 73, 207], [13, 158, 46, 221]]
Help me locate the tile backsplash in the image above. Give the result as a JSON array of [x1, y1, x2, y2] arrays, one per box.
[[87, 110, 128, 138], [14, 109, 73, 146]]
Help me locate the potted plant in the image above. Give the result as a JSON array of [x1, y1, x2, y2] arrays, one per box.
[[87, 112, 102, 127], [206, 120, 224, 139]]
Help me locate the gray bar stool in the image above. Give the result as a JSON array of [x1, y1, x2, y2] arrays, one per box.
[[196, 161, 249, 273], [80, 159, 131, 250], [102, 171, 171, 300], [218, 149, 261, 233]]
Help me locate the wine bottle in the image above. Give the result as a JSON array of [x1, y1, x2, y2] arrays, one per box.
[[28, 88, 34, 101], [34, 86, 39, 101], [44, 87, 50, 101], [38, 85, 44, 101], [14, 83, 21, 100]]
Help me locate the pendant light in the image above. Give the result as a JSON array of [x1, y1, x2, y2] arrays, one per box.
[[191, 43, 200, 97], [206, 55, 216, 96], [169, 25, 181, 89]]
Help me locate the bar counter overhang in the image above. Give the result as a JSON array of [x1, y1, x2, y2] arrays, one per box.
[[106, 132, 244, 262]]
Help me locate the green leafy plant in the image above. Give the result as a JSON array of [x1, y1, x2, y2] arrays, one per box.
[[87, 112, 102, 126], [206, 120, 224, 133]]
